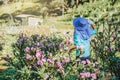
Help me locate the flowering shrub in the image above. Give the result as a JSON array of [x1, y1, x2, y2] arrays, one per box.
[[4, 17, 120, 79], [0, 33, 5, 51], [75, 58, 102, 80], [91, 17, 120, 79], [4, 32, 104, 80]]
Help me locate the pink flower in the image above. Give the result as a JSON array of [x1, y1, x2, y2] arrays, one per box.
[[62, 55, 66, 58], [93, 63, 96, 67], [25, 47, 30, 52], [112, 34, 117, 38], [41, 55, 44, 59], [94, 69, 99, 73], [63, 56, 70, 63], [85, 72, 90, 78], [80, 55, 82, 58], [86, 59, 91, 64], [47, 59, 54, 64], [91, 73, 97, 79], [69, 38, 73, 44], [36, 50, 40, 53], [95, 61, 98, 65], [56, 60, 62, 68], [80, 73, 84, 76], [66, 38, 69, 43], [48, 53, 52, 57], [37, 42, 44, 47], [80, 73, 85, 78], [47, 59, 51, 62], [23, 36, 28, 41], [81, 60, 86, 65], [45, 74, 49, 79], [84, 68, 86, 70], [36, 52, 41, 58], [31, 47, 35, 51], [37, 60, 43, 66], [36, 50, 44, 59], [42, 58, 46, 62], [106, 47, 111, 51], [64, 57, 70, 63], [60, 55, 63, 58], [41, 51, 44, 54], [26, 54, 31, 60], [61, 69, 65, 74], [58, 43, 63, 49]]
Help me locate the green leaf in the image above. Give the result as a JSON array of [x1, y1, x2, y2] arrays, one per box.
[[78, 65, 83, 69], [99, 77, 106, 80], [38, 71, 45, 78], [53, 77, 59, 80]]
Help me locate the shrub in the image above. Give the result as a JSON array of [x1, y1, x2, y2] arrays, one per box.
[[4, 32, 103, 80], [91, 17, 120, 79]]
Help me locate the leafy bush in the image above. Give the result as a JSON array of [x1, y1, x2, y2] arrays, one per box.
[[65, 0, 120, 23], [4, 32, 103, 80], [0, 32, 5, 52], [91, 17, 120, 79]]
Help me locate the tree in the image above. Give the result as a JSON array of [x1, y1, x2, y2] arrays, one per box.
[[76, 0, 79, 8]]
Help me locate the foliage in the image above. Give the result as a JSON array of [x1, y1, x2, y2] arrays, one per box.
[[0, 1, 119, 79], [0, 0, 119, 23], [0, 32, 5, 52], [0, 68, 16, 80], [4, 32, 103, 80], [91, 16, 120, 79], [65, 0, 120, 23]]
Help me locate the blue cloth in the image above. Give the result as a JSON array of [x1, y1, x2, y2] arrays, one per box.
[[74, 29, 97, 57], [73, 17, 93, 40], [74, 33, 90, 57], [73, 17, 88, 30], [73, 17, 97, 58]]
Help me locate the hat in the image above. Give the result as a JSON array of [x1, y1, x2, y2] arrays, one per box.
[[73, 17, 88, 30], [73, 17, 93, 40]]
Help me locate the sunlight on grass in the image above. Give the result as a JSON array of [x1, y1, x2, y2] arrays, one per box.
[[0, 2, 39, 15]]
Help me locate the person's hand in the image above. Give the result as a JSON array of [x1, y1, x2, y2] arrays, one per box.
[[78, 46, 84, 51]]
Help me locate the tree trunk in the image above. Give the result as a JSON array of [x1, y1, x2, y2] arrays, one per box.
[[76, 0, 79, 8], [62, 0, 64, 16]]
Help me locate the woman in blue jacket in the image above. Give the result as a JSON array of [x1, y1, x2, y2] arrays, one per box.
[[68, 17, 97, 60]]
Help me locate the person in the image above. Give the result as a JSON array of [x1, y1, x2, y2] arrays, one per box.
[[67, 17, 97, 60]]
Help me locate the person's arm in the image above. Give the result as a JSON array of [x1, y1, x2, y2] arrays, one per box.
[[88, 20, 97, 35], [66, 46, 76, 54], [69, 46, 77, 51], [67, 45, 82, 53], [88, 20, 96, 30], [90, 23, 96, 30]]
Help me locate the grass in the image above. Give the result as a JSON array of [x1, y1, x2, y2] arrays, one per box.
[[0, 2, 39, 16]]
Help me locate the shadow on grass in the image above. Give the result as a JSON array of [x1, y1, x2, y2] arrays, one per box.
[[0, 68, 16, 80], [21, 6, 41, 16]]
